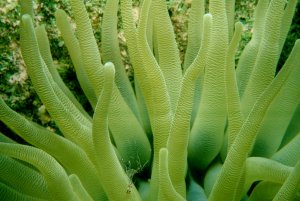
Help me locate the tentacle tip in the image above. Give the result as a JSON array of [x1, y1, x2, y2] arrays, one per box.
[[159, 148, 168, 160], [22, 14, 32, 22], [104, 61, 116, 76], [235, 21, 243, 29], [204, 13, 213, 19], [55, 9, 65, 17]]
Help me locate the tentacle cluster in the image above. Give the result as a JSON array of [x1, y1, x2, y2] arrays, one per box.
[[0, 0, 299, 200]]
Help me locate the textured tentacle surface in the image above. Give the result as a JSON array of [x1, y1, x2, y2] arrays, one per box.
[[135, 1, 173, 200], [243, 157, 292, 195], [236, 0, 270, 97], [0, 183, 46, 201], [183, 0, 205, 70], [225, 21, 243, 150], [273, 160, 300, 201], [101, 0, 139, 119], [20, 14, 93, 153], [157, 148, 185, 201], [0, 155, 49, 199], [208, 39, 300, 201], [0, 97, 105, 200], [55, 9, 97, 108], [241, 0, 287, 117], [68, 0, 104, 95], [272, 133, 300, 166], [35, 25, 91, 120], [166, 13, 211, 197], [92, 62, 142, 201], [152, 0, 182, 112], [1, 0, 299, 200], [251, 54, 300, 157], [189, 0, 228, 171], [0, 143, 78, 201]]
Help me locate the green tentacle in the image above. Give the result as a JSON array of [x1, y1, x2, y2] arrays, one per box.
[[0, 97, 105, 200], [0, 132, 17, 143], [69, 174, 94, 201], [273, 160, 300, 200], [120, 0, 152, 136], [243, 157, 292, 195], [225, 0, 236, 41], [189, 0, 228, 171], [204, 162, 222, 197], [208, 39, 300, 201], [68, 0, 104, 95], [157, 148, 185, 201], [0, 183, 46, 201], [183, 0, 205, 70], [135, 0, 173, 199], [241, 0, 287, 117], [250, 134, 300, 200], [281, 103, 300, 147], [166, 13, 211, 197], [35, 24, 91, 120], [101, 0, 139, 119], [236, 0, 270, 97], [55, 9, 97, 108], [20, 0, 33, 19], [108, 83, 151, 169], [248, 182, 282, 201], [20, 14, 93, 153], [187, 176, 208, 201], [279, 0, 298, 53], [152, 0, 182, 112], [0, 155, 49, 199], [226, 21, 243, 150], [93, 62, 141, 201], [0, 143, 78, 201], [251, 52, 300, 157], [272, 133, 300, 166]]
